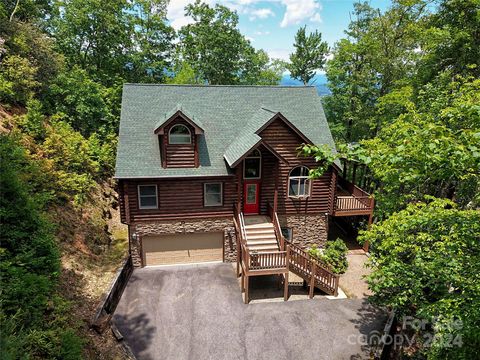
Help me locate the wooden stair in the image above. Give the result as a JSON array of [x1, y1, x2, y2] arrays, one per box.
[[245, 222, 280, 253], [286, 241, 339, 296], [235, 209, 339, 303]]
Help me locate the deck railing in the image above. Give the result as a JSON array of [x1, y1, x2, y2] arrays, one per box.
[[335, 196, 373, 211], [235, 203, 339, 301], [286, 240, 339, 297], [249, 250, 287, 271], [335, 178, 374, 215]]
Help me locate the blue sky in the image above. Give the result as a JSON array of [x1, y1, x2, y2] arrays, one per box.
[[167, 0, 392, 62]]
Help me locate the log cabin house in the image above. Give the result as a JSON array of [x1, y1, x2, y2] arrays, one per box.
[[115, 84, 374, 302]]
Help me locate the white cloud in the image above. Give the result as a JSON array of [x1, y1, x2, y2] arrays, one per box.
[[249, 8, 275, 20], [310, 12, 322, 23], [254, 30, 271, 35], [267, 48, 291, 61], [280, 0, 322, 28], [167, 0, 324, 31], [167, 0, 198, 30]]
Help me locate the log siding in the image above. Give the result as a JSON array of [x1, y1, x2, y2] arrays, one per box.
[[119, 117, 338, 224], [119, 176, 237, 223], [161, 118, 197, 168], [258, 118, 335, 216]]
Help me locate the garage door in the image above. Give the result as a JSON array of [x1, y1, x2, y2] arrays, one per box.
[[142, 232, 224, 266]]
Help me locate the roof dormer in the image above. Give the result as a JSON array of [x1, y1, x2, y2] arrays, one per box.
[[154, 104, 204, 168], [154, 104, 204, 136]]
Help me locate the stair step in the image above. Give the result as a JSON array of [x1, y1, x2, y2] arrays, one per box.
[[248, 244, 280, 251], [246, 235, 276, 241], [245, 228, 275, 235], [245, 223, 274, 230], [247, 239, 278, 245]]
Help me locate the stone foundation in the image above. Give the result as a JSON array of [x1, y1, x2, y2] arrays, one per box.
[[279, 214, 328, 250], [128, 217, 236, 267]]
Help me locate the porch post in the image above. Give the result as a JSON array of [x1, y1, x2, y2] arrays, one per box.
[[352, 163, 358, 184], [284, 245, 290, 301], [237, 165, 242, 212], [273, 189, 278, 214], [273, 161, 279, 213], [244, 275, 249, 304], [236, 236, 240, 277], [309, 261, 316, 299]]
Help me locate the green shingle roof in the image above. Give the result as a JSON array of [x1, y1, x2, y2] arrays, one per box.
[[153, 103, 204, 132], [223, 108, 277, 167], [115, 84, 337, 178]]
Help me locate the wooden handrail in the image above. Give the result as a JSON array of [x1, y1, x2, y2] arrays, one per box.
[[233, 203, 248, 244], [236, 203, 339, 298], [338, 177, 371, 198], [335, 177, 374, 213], [286, 239, 339, 296], [335, 196, 373, 211], [239, 212, 247, 242], [249, 250, 287, 271], [267, 202, 285, 251]]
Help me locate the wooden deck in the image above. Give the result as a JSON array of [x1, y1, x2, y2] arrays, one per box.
[[234, 203, 339, 304], [333, 178, 374, 217]]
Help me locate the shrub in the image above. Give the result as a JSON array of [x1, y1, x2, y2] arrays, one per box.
[[308, 239, 349, 274], [0, 135, 83, 359]]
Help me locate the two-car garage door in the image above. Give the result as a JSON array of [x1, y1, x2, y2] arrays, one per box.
[[142, 232, 224, 266]]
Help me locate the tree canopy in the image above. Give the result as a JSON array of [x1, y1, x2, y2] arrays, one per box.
[[302, 1, 480, 357], [287, 26, 329, 85], [359, 198, 480, 358], [178, 0, 283, 85]]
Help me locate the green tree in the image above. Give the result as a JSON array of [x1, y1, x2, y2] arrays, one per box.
[[0, 135, 83, 359], [287, 25, 329, 85], [324, 2, 378, 141], [417, 0, 480, 83], [0, 54, 39, 104], [51, 0, 133, 85], [128, 0, 175, 82], [1, 0, 52, 23], [166, 61, 203, 84], [46, 67, 112, 136], [239, 49, 285, 85], [178, 0, 274, 85], [359, 198, 480, 358], [324, 1, 426, 141], [302, 77, 480, 217]]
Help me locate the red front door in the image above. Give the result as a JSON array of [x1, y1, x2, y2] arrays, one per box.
[[244, 181, 260, 214]]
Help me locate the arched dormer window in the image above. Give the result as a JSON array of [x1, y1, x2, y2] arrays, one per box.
[[288, 166, 311, 199], [169, 124, 191, 144]]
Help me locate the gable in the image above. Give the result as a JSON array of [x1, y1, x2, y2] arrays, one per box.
[[223, 111, 309, 168], [259, 118, 309, 163], [154, 105, 204, 135]]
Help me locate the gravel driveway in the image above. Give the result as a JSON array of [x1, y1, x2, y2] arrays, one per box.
[[113, 263, 386, 360]]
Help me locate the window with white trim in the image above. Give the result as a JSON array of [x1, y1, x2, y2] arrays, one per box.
[[288, 166, 311, 199], [169, 124, 191, 144], [138, 185, 158, 209], [204, 183, 223, 207]]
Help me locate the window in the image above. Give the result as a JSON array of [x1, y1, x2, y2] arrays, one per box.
[[138, 185, 158, 209], [281, 227, 293, 241], [243, 149, 261, 179], [204, 183, 223, 206], [169, 124, 191, 144], [288, 166, 311, 199]]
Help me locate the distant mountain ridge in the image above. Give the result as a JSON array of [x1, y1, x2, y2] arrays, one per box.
[[280, 73, 331, 96]]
